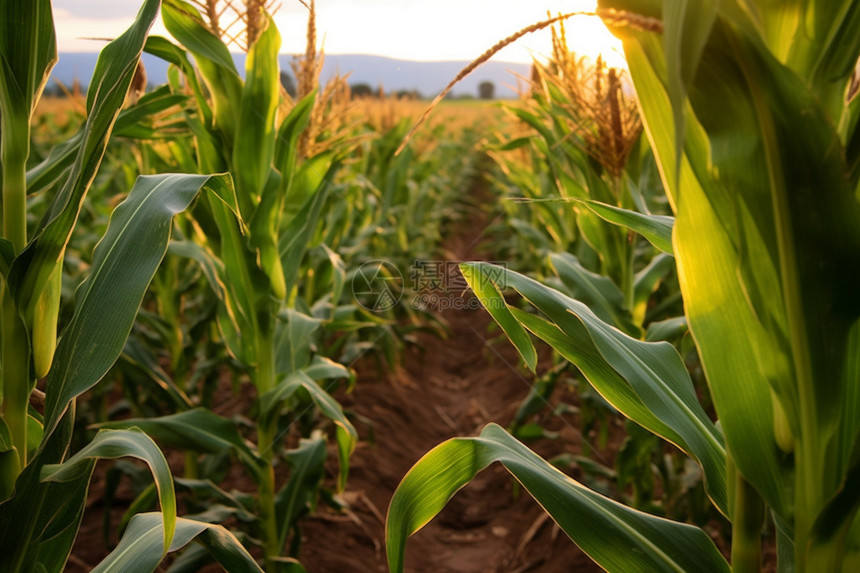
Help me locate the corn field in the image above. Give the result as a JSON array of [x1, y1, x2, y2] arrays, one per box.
[[1, 1, 860, 572]]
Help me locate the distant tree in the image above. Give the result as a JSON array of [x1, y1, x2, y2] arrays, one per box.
[[395, 89, 422, 100], [442, 91, 474, 100], [478, 80, 495, 100], [42, 82, 65, 98], [350, 82, 374, 99], [280, 71, 297, 97]]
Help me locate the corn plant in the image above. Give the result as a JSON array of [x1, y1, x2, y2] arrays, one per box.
[[486, 24, 697, 519], [91, 2, 358, 570], [0, 1, 261, 571], [386, 2, 860, 571]]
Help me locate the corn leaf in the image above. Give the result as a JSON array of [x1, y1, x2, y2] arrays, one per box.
[[26, 86, 186, 195], [41, 429, 176, 554], [462, 262, 727, 515], [273, 91, 316, 187], [0, 410, 76, 573], [279, 154, 340, 293], [275, 309, 323, 375], [602, 3, 860, 566], [95, 408, 262, 483], [233, 13, 280, 202], [275, 436, 326, 550], [162, 0, 242, 147], [9, 0, 161, 317], [386, 423, 729, 573], [550, 252, 639, 336], [249, 91, 317, 300], [578, 199, 674, 255], [143, 35, 212, 124], [0, 0, 56, 123], [92, 512, 262, 573], [259, 370, 357, 490], [0, 420, 17, 502], [41, 173, 235, 437], [632, 253, 675, 318], [460, 263, 537, 372], [122, 337, 195, 410], [611, 3, 860, 523]]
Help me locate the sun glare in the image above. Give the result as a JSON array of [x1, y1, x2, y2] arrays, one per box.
[[557, 12, 627, 69], [51, 1, 627, 70], [272, 0, 626, 68]]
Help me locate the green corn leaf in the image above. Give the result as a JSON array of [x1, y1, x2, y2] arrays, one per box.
[[25, 465, 92, 573], [275, 436, 326, 550], [41, 428, 176, 555], [259, 370, 356, 490], [41, 173, 235, 438], [275, 309, 323, 375], [386, 423, 730, 573], [165, 238, 248, 362], [279, 154, 340, 293], [632, 253, 675, 319], [111, 86, 189, 139], [173, 479, 256, 522], [167, 240, 230, 303], [95, 408, 262, 483], [0, 408, 76, 573], [121, 337, 195, 410], [143, 35, 212, 124], [300, 378, 356, 492], [0, 238, 14, 276], [0, 419, 19, 502], [0, 0, 55, 262], [303, 356, 352, 385], [0, 0, 56, 126], [550, 252, 639, 336], [663, 0, 718, 179], [602, 3, 860, 567], [10, 0, 161, 319], [205, 194, 261, 366], [578, 199, 674, 255], [26, 85, 186, 196], [92, 512, 263, 573], [249, 91, 316, 301], [614, 28, 794, 519], [249, 171, 288, 299], [233, 12, 280, 203], [463, 262, 727, 516], [273, 90, 317, 189], [162, 0, 242, 146], [645, 316, 688, 344], [282, 151, 338, 224], [809, 431, 860, 564], [614, 4, 860, 524], [460, 263, 537, 372]]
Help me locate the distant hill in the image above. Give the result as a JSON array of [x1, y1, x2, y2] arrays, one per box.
[[49, 53, 532, 99]]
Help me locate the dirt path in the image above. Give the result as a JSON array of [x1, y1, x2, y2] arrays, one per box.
[[298, 176, 604, 572]]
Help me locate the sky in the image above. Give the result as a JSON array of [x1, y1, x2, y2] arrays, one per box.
[[51, 0, 625, 67]]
